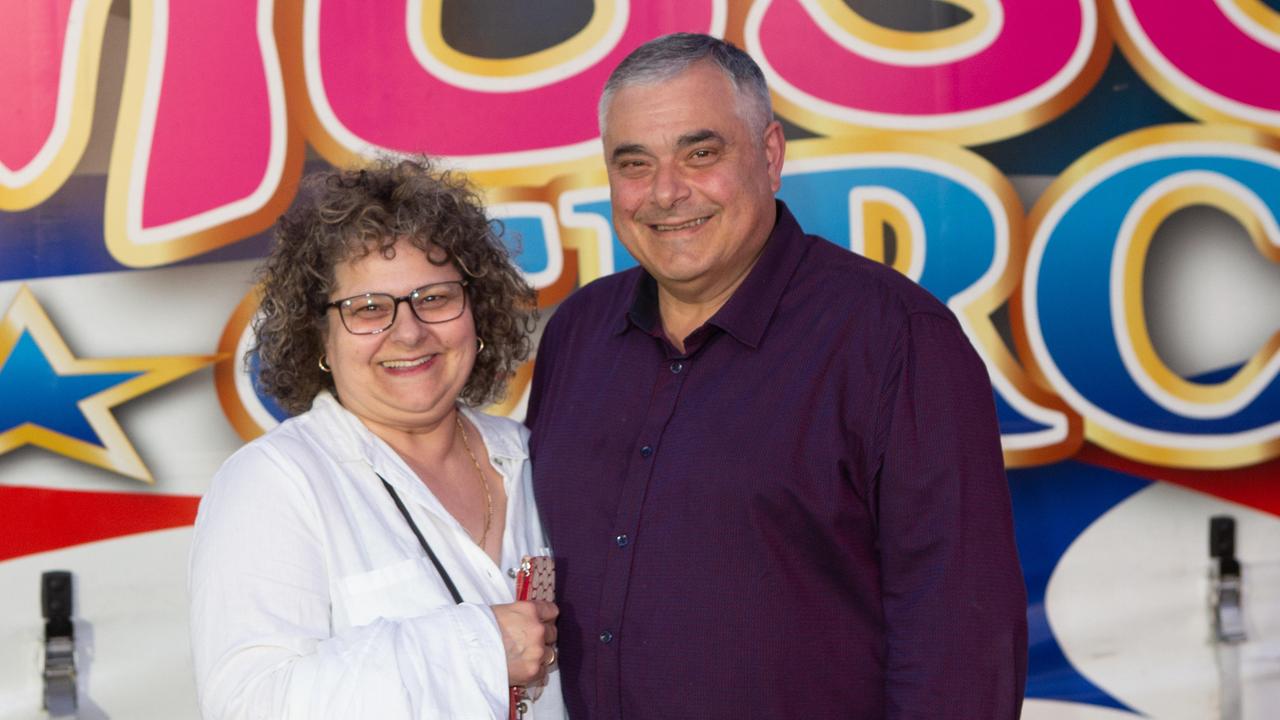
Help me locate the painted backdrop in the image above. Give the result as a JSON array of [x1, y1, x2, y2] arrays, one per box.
[[2, 1, 1279, 718]]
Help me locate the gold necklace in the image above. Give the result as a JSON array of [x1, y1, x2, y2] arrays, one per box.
[[455, 412, 493, 548]]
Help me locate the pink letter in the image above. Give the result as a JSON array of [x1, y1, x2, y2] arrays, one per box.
[[105, 0, 302, 267], [1107, 0, 1280, 134], [743, 0, 1109, 144], [297, 1, 724, 182], [0, 0, 110, 210]]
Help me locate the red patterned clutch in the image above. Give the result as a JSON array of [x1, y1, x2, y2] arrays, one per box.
[[510, 554, 555, 719]]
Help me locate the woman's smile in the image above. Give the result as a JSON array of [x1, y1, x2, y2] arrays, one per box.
[[379, 353, 438, 371]]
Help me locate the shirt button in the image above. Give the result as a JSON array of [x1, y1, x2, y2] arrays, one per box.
[[599, 630, 614, 644], [640, 445, 653, 458], [615, 534, 629, 547], [670, 361, 684, 374]]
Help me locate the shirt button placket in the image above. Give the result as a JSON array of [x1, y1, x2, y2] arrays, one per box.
[[595, 349, 689, 716]]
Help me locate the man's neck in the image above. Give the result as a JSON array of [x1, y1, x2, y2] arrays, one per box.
[[657, 287, 730, 353], [656, 253, 761, 353], [652, 203, 779, 352]]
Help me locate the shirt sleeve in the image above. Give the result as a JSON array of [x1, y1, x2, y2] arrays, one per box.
[[872, 311, 1028, 720], [188, 445, 509, 720], [523, 305, 564, 435]]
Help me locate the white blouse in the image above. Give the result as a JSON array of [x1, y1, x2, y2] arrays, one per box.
[[188, 391, 565, 719]]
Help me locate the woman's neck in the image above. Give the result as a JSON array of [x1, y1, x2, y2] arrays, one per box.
[[363, 407, 461, 467]]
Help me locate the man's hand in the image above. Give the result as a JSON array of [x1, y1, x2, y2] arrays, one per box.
[[492, 600, 559, 685]]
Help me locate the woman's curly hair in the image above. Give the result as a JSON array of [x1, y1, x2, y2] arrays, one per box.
[[251, 156, 536, 415]]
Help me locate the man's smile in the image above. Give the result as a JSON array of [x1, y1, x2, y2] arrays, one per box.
[[649, 216, 711, 232]]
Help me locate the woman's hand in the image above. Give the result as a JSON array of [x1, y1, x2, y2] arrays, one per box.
[[492, 600, 559, 685]]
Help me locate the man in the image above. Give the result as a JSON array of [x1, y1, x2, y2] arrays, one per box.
[[526, 33, 1027, 719]]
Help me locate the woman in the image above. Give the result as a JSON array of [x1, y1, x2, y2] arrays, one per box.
[[189, 157, 563, 719]]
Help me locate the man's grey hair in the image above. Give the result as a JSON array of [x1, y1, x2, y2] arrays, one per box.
[[598, 33, 774, 137]]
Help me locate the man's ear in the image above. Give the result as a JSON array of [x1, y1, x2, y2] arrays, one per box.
[[762, 120, 786, 193]]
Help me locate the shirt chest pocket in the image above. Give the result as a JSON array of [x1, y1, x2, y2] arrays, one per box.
[[335, 557, 457, 629]]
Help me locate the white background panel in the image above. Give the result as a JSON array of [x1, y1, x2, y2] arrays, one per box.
[[0, 528, 198, 719], [1049, 482, 1280, 718]]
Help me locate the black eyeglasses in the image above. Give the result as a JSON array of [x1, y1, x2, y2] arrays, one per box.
[[324, 280, 468, 335]]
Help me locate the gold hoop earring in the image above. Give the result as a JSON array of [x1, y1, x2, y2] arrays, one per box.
[[318, 355, 331, 373], [476, 338, 486, 354]]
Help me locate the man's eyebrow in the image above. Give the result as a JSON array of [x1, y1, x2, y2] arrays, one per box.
[[609, 130, 726, 162], [609, 143, 648, 162], [676, 129, 724, 148]]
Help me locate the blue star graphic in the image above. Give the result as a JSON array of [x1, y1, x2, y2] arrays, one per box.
[[0, 331, 141, 444], [0, 285, 222, 481]]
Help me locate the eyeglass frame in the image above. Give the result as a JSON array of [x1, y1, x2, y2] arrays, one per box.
[[322, 280, 470, 335]]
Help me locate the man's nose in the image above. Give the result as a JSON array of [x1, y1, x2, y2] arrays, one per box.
[[650, 162, 690, 209]]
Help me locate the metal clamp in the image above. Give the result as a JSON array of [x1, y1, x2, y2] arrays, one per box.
[[1209, 516, 1246, 644], [42, 570, 78, 715]]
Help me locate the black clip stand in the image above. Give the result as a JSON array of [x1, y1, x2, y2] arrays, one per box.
[[41, 570, 77, 716]]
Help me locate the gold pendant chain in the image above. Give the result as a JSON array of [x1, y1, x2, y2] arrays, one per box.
[[455, 412, 493, 548]]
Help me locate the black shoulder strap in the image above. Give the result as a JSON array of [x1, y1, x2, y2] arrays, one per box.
[[378, 474, 465, 605]]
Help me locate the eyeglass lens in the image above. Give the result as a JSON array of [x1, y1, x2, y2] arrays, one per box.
[[338, 282, 466, 334]]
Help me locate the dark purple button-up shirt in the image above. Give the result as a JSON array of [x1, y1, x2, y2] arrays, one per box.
[[527, 202, 1026, 719]]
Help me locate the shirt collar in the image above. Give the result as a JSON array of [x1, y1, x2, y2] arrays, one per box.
[[619, 200, 807, 350], [309, 390, 374, 462], [620, 271, 659, 336], [459, 404, 527, 462]]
